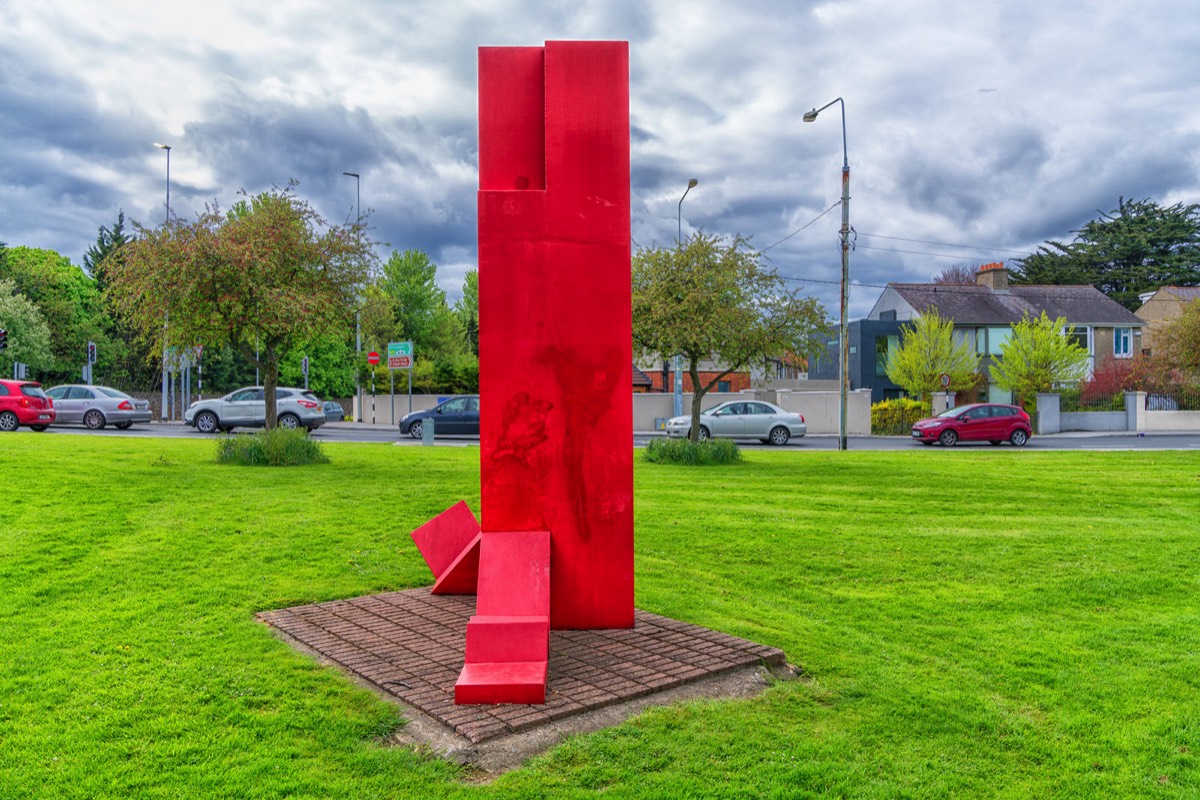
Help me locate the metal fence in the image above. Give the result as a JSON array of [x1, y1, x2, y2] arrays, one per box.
[[1060, 391, 1125, 413], [1146, 387, 1200, 411]]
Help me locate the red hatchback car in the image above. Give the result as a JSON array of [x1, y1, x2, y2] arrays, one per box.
[[0, 379, 56, 432], [911, 403, 1031, 447]]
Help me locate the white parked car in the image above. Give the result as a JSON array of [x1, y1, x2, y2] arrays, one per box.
[[184, 386, 326, 433], [665, 400, 807, 445]]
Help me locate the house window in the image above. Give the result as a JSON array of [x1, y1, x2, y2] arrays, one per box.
[[976, 326, 1011, 356], [1114, 327, 1132, 358], [1065, 326, 1092, 354], [717, 380, 731, 392], [875, 335, 898, 377]]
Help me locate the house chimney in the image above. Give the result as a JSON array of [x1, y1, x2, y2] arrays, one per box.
[[976, 262, 1009, 291]]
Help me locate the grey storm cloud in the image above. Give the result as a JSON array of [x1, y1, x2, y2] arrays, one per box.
[[3, 0, 1200, 317]]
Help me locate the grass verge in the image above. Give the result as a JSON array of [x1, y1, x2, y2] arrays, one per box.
[[1, 434, 1198, 798]]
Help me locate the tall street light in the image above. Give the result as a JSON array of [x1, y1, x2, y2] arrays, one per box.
[[673, 178, 698, 417], [343, 172, 362, 422], [154, 142, 172, 421], [803, 98, 850, 451]]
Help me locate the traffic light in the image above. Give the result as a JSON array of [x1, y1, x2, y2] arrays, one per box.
[[0, 328, 7, 353], [87, 341, 97, 364]]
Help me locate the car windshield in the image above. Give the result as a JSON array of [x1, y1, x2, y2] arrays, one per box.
[[95, 387, 132, 399], [936, 406, 970, 418], [21, 385, 47, 399], [701, 403, 728, 415], [302, 392, 320, 401]]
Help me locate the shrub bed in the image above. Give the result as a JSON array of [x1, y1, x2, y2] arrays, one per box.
[[644, 437, 741, 466], [215, 428, 329, 466]]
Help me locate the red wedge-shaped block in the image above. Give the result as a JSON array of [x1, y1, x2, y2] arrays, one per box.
[[431, 532, 481, 595], [410, 501, 481, 580], [455, 661, 548, 705], [465, 615, 550, 663]]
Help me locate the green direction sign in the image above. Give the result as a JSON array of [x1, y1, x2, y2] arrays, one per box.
[[387, 341, 413, 358]]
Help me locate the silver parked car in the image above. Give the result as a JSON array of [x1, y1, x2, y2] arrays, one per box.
[[45, 384, 153, 430], [184, 386, 327, 433], [665, 400, 807, 445]]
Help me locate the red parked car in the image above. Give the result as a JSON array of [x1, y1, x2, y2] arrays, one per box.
[[911, 403, 1031, 447], [0, 379, 56, 432]]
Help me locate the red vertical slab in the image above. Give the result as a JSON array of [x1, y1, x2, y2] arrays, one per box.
[[477, 41, 634, 631]]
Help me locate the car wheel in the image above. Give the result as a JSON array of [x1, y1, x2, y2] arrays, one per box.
[[84, 409, 107, 430], [1009, 429, 1029, 447], [0, 411, 18, 432], [116, 422, 133, 430], [278, 413, 301, 430], [768, 426, 791, 446], [938, 429, 958, 447], [30, 425, 48, 432], [195, 411, 219, 434], [409, 420, 423, 439], [697, 426, 710, 441]]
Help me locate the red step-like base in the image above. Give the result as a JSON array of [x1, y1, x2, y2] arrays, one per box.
[[455, 661, 548, 705]]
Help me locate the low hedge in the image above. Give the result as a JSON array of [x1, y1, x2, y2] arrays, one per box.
[[871, 397, 928, 436]]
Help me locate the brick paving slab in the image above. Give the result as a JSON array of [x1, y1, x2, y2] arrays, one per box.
[[257, 587, 787, 747]]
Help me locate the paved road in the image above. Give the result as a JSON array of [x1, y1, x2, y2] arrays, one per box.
[[32, 421, 1200, 450]]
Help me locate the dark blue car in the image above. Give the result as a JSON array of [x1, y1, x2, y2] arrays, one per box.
[[399, 395, 480, 438]]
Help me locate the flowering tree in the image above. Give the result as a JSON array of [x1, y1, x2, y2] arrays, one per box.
[[990, 312, 1090, 405], [105, 185, 376, 427], [885, 308, 980, 405]]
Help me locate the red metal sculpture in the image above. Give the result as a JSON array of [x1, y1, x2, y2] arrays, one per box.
[[410, 41, 633, 704]]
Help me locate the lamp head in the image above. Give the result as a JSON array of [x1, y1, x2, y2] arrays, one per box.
[[802, 109, 819, 123], [343, 171, 359, 178], [153, 142, 171, 150], [687, 178, 698, 189]]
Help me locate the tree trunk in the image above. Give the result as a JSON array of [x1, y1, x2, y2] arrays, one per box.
[[688, 360, 707, 442], [263, 346, 279, 429]]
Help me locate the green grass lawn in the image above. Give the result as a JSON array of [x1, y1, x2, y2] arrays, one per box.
[[1, 435, 1198, 799]]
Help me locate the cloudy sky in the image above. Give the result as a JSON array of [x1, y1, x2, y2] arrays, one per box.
[[3, 0, 1199, 319]]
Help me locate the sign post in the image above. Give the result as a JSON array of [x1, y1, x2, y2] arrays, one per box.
[[367, 351, 380, 423], [388, 341, 414, 418], [302, 355, 309, 390]]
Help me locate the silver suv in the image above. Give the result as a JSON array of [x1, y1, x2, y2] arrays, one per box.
[[184, 386, 327, 433]]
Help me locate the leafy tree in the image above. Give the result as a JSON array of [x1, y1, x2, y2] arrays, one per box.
[[105, 185, 376, 428], [632, 231, 829, 441], [884, 308, 980, 404], [83, 210, 133, 293], [455, 268, 479, 356], [1013, 197, 1200, 310], [381, 249, 465, 360], [0, 279, 54, 375], [931, 264, 978, 285], [1156, 299, 1200, 378], [1, 246, 109, 383], [990, 312, 1091, 404]]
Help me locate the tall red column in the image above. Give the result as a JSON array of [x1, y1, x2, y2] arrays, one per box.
[[410, 41, 633, 704], [477, 41, 634, 631]]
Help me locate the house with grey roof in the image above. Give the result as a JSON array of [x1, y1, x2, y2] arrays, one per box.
[[1135, 286, 1200, 355], [811, 263, 1146, 404]]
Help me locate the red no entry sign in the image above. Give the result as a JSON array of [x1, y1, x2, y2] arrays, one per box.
[[367, 351, 380, 365]]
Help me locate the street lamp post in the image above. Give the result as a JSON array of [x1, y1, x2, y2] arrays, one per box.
[[803, 98, 851, 451], [343, 172, 362, 422], [154, 142, 172, 422], [673, 178, 698, 417]]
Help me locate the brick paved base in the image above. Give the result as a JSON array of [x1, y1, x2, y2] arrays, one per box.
[[258, 588, 787, 746]]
